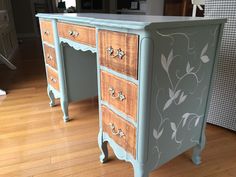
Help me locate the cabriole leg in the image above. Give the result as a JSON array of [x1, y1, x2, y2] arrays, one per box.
[[47, 86, 55, 107], [134, 164, 149, 177], [61, 99, 69, 122], [98, 130, 108, 163], [192, 133, 206, 165]]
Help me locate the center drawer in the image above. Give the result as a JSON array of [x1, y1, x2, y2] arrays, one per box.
[[57, 22, 96, 47], [102, 106, 136, 158], [100, 70, 138, 121]]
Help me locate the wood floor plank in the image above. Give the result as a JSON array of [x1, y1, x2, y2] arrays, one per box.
[[0, 38, 235, 177]]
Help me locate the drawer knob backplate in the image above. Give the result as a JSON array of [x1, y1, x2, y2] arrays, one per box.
[[47, 54, 53, 60], [44, 30, 50, 36], [50, 76, 57, 83], [109, 123, 125, 138], [68, 30, 79, 37], [109, 87, 126, 101], [106, 47, 125, 59]]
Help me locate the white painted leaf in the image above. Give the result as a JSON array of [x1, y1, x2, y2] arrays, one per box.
[[182, 113, 190, 119], [161, 54, 168, 72], [173, 90, 181, 100], [153, 128, 164, 140], [201, 55, 210, 63], [201, 43, 208, 56], [195, 117, 200, 127], [169, 88, 174, 98], [182, 117, 188, 127], [163, 98, 173, 111], [167, 49, 174, 67], [186, 62, 191, 73], [170, 122, 177, 132], [171, 131, 176, 140], [189, 67, 194, 73], [178, 93, 187, 105]]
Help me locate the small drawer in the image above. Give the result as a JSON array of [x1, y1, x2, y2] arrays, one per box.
[[44, 44, 57, 69], [57, 22, 96, 47], [102, 106, 136, 158], [39, 20, 54, 45], [98, 30, 139, 79], [46, 66, 59, 91], [100, 71, 138, 121]]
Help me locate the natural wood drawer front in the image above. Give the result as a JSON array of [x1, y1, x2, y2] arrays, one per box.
[[57, 22, 96, 47], [46, 66, 59, 91], [44, 44, 57, 69], [100, 71, 138, 121], [98, 30, 139, 79], [39, 20, 54, 45], [102, 106, 136, 158]]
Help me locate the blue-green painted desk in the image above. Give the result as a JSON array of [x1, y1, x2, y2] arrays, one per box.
[[36, 13, 225, 177]]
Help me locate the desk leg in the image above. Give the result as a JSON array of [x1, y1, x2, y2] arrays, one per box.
[[47, 86, 55, 107], [98, 129, 108, 163], [192, 133, 206, 165], [61, 99, 69, 122], [134, 164, 148, 177]]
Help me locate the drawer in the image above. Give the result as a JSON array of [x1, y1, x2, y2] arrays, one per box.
[[39, 20, 54, 45], [102, 106, 136, 158], [44, 44, 57, 69], [98, 30, 139, 79], [46, 66, 59, 91], [100, 71, 138, 121], [57, 22, 96, 47]]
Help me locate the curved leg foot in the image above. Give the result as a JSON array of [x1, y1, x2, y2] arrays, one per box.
[[47, 86, 55, 107], [134, 164, 149, 177], [192, 133, 206, 165], [61, 100, 69, 122], [98, 130, 108, 163]]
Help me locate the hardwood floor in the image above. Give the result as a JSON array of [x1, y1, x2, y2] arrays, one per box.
[[0, 38, 235, 177]]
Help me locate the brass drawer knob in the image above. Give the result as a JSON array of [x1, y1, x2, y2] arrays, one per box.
[[109, 123, 125, 138], [106, 47, 125, 59], [109, 87, 126, 101], [50, 76, 57, 83]]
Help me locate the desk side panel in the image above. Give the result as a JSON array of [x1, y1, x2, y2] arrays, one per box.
[[146, 23, 222, 170]]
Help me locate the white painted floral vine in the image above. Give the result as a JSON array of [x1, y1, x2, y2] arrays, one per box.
[[152, 30, 213, 168]]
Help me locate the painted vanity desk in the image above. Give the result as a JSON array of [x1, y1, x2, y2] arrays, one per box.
[[37, 13, 225, 177]]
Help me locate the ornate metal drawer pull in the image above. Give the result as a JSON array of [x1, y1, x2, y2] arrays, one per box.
[[50, 76, 57, 83], [106, 47, 125, 59], [109, 123, 125, 138], [107, 46, 114, 56], [68, 30, 79, 37], [47, 54, 53, 60], [44, 30, 50, 36], [109, 87, 126, 101], [114, 48, 125, 59]]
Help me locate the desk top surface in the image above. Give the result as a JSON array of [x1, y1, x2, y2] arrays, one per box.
[[36, 13, 226, 29]]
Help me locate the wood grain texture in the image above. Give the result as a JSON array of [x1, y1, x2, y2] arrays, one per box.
[[100, 70, 138, 121], [98, 30, 139, 79], [46, 66, 59, 91], [57, 22, 96, 47], [43, 44, 57, 69], [39, 20, 54, 45], [102, 106, 136, 158], [0, 38, 235, 177]]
